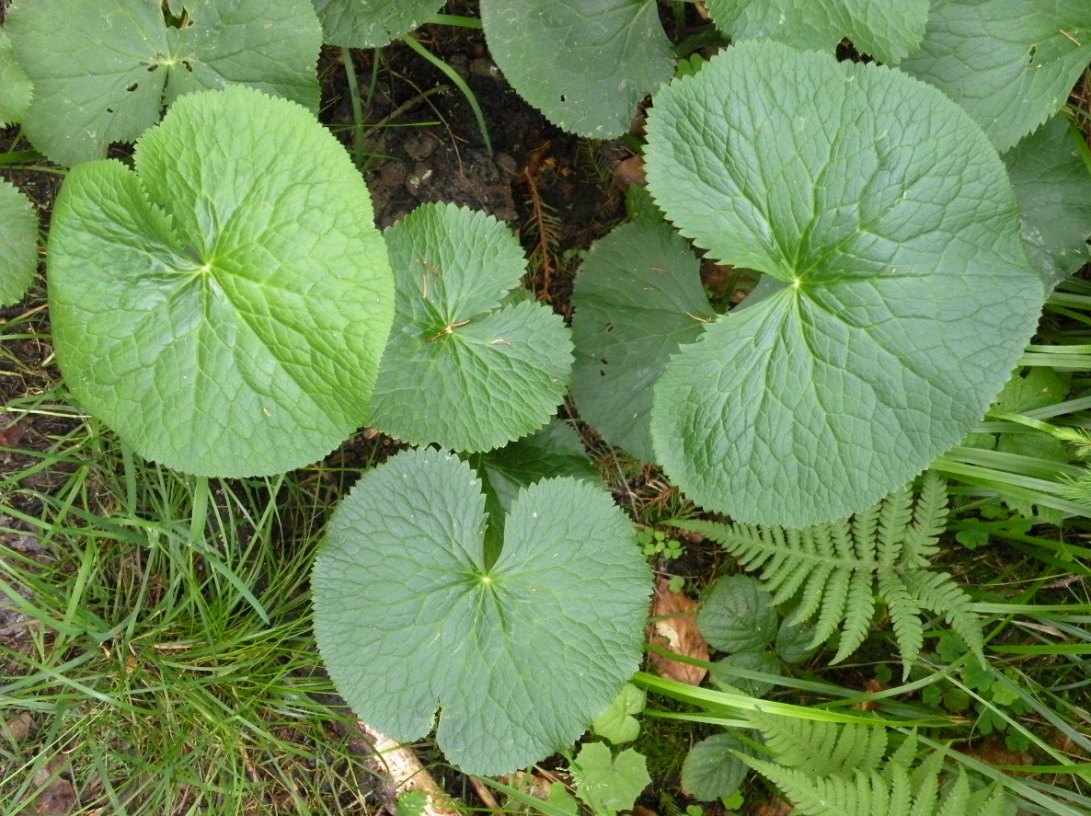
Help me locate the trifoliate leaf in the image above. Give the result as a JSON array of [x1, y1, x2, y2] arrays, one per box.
[[480, 0, 674, 138], [706, 0, 929, 64], [371, 203, 572, 452], [0, 31, 32, 126], [6, 0, 323, 165], [901, 0, 1091, 152], [591, 683, 646, 745], [571, 221, 713, 462], [47, 86, 394, 477], [313, 0, 443, 48], [570, 742, 651, 815], [645, 42, 1043, 526], [0, 180, 37, 307], [681, 732, 749, 801], [1004, 114, 1091, 288], [698, 576, 777, 654], [311, 449, 651, 776]]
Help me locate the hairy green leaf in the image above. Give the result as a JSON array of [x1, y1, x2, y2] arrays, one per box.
[[0, 30, 32, 126], [697, 575, 777, 654], [681, 732, 749, 801], [47, 86, 394, 477], [1004, 115, 1091, 287], [0, 180, 37, 307], [571, 220, 713, 462], [480, 0, 674, 138], [312, 449, 651, 775], [706, 0, 929, 64], [645, 42, 1043, 526], [901, 0, 1091, 152], [312, 0, 443, 48], [371, 202, 572, 452], [6, 0, 322, 165]]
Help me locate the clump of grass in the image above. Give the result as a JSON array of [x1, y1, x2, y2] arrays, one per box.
[[0, 417, 384, 815]]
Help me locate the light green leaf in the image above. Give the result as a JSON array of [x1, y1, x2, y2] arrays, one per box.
[[901, 0, 1091, 152], [313, 0, 443, 48], [47, 86, 394, 477], [480, 0, 674, 138], [570, 742, 651, 815], [311, 449, 651, 776], [6, 0, 322, 165], [681, 732, 749, 801], [698, 575, 777, 654], [571, 220, 713, 462], [591, 683, 646, 745], [1004, 114, 1091, 287], [0, 30, 32, 126], [0, 180, 38, 307], [645, 42, 1043, 527], [707, 0, 929, 64], [371, 202, 572, 453]]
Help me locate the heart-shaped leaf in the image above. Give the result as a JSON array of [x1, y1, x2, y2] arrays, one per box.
[[706, 0, 929, 64], [312, 448, 651, 775], [0, 180, 37, 307], [901, 0, 1091, 152], [571, 220, 713, 463], [645, 42, 1044, 526], [480, 0, 674, 139], [6, 0, 323, 165], [312, 0, 443, 48], [370, 202, 572, 452], [47, 86, 394, 477]]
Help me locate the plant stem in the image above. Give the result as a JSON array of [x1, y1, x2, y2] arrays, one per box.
[[341, 46, 367, 167]]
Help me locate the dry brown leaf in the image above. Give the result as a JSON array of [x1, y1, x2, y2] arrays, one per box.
[[647, 576, 709, 685]]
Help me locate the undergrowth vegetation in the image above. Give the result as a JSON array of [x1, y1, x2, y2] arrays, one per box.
[[1, 1, 1090, 815]]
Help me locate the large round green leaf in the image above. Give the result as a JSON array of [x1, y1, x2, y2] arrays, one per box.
[[645, 42, 1044, 527], [707, 0, 929, 64], [0, 180, 38, 307], [571, 220, 713, 463], [901, 0, 1091, 152], [312, 448, 651, 775], [47, 86, 394, 477], [6, 0, 322, 165], [312, 0, 443, 48], [370, 202, 572, 452], [480, 0, 674, 139]]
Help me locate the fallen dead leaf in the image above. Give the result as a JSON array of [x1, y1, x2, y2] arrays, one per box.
[[647, 576, 709, 685]]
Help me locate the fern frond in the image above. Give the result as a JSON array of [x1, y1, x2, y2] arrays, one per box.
[[740, 717, 1013, 816], [677, 474, 984, 669]]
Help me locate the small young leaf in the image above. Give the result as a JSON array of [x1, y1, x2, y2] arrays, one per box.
[[681, 732, 749, 801], [47, 86, 394, 477], [312, 449, 651, 776], [901, 0, 1091, 152], [0, 31, 32, 126], [480, 0, 674, 138], [1004, 114, 1091, 288], [571, 220, 713, 462], [570, 742, 651, 815], [706, 0, 929, 64], [6, 0, 323, 165], [313, 0, 443, 48], [591, 683, 646, 745], [0, 180, 37, 307], [698, 576, 778, 654], [645, 42, 1043, 527], [371, 202, 572, 453]]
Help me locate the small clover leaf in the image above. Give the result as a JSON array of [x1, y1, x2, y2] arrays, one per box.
[[370, 202, 572, 453], [312, 448, 651, 775], [46, 86, 394, 477]]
